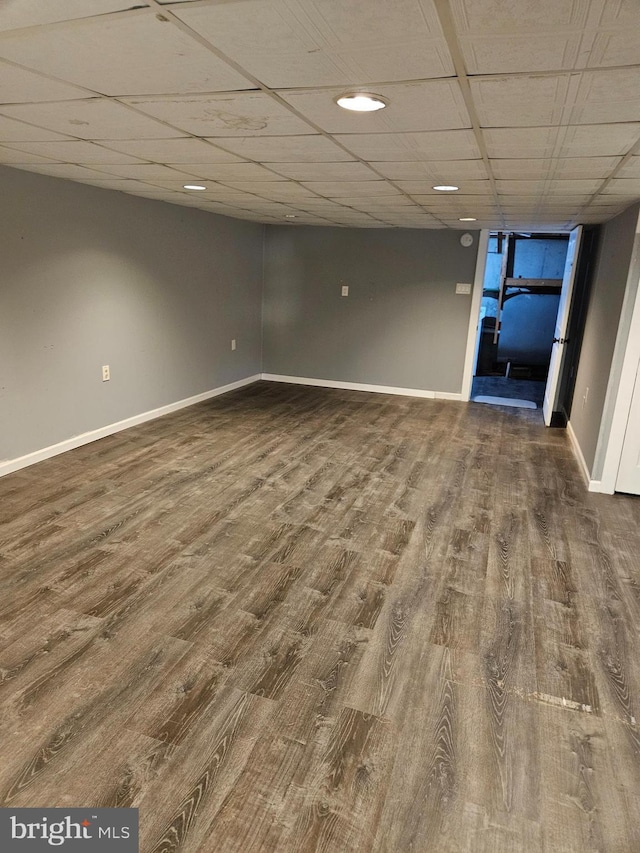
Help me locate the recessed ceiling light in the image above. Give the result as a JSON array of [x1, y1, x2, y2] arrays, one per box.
[[183, 184, 206, 191], [335, 92, 387, 112], [433, 185, 459, 192], [284, 214, 297, 219], [459, 217, 477, 221]]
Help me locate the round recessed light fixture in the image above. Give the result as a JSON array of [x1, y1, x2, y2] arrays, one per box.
[[433, 185, 459, 192], [335, 92, 387, 112], [183, 184, 207, 191], [284, 214, 297, 219], [459, 217, 477, 221]]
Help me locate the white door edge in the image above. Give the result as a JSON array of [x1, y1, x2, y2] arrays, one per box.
[[542, 226, 583, 426], [461, 229, 490, 402]]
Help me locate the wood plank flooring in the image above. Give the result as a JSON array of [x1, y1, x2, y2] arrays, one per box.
[[1, 380, 640, 852]]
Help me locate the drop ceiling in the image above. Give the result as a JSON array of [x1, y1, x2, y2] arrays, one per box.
[[1, 0, 639, 230]]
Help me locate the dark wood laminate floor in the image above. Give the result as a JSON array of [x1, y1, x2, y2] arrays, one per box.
[[2, 381, 640, 852]]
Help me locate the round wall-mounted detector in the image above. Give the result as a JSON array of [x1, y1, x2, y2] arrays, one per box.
[[460, 233, 474, 247], [433, 185, 459, 192], [335, 92, 387, 112]]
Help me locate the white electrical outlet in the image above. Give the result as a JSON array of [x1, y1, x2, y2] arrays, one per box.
[[341, 285, 349, 297], [231, 339, 237, 351], [456, 282, 472, 295], [102, 365, 110, 382]]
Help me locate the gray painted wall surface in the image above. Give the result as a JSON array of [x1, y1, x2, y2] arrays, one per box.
[[0, 165, 264, 463], [569, 203, 640, 474], [262, 226, 479, 393]]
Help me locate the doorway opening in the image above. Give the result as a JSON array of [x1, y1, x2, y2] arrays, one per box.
[[471, 232, 570, 411]]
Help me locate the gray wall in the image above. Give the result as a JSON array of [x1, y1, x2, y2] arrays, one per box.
[[569, 203, 640, 474], [0, 165, 264, 463], [262, 226, 480, 393]]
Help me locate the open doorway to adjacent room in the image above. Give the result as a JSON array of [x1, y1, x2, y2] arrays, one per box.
[[471, 231, 571, 411]]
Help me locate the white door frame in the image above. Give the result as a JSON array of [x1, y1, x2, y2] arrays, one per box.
[[461, 228, 573, 409], [543, 226, 582, 425], [596, 214, 640, 493], [461, 229, 490, 401]]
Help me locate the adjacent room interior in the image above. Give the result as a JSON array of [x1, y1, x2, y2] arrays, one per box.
[[2, 1, 640, 851]]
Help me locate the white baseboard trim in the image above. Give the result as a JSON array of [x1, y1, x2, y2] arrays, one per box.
[[566, 420, 611, 493], [566, 420, 590, 485], [261, 373, 462, 401], [0, 374, 261, 478]]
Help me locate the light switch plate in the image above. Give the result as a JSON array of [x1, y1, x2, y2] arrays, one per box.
[[456, 282, 472, 294]]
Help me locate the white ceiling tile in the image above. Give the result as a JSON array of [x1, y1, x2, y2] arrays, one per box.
[[278, 80, 471, 134], [174, 0, 453, 88], [559, 123, 640, 156], [222, 181, 318, 200], [552, 156, 622, 177], [411, 194, 498, 208], [460, 33, 582, 75], [483, 127, 560, 159], [0, 1, 148, 32], [165, 163, 286, 181], [87, 162, 194, 180], [398, 180, 492, 195], [336, 197, 417, 210], [617, 157, 640, 179], [0, 115, 72, 142], [491, 156, 621, 180], [230, 200, 306, 214], [570, 68, 640, 124], [0, 146, 60, 164], [450, 0, 588, 34], [138, 179, 257, 197], [12, 162, 120, 181], [210, 135, 355, 162], [325, 210, 380, 221], [600, 0, 640, 27], [98, 138, 244, 163], [1, 139, 146, 163], [80, 177, 174, 193], [0, 11, 253, 96], [440, 219, 493, 227], [496, 179, 601, 195], [490, 159, 553, 180], [300, 181, 401, 198], [0, 99, 182, 140], [587, 30, 640, 68], [123, 92, 313, 137], [0, 61, 91, 104], [537, 194, 591, 211], [470, 74, 573, 128], [373, 160, 489, 180], [546, 178, 602, 193], [503, 222, 572, 232], [289, 198, 357, 213], [174, 1, 346, 88], [334, 130, 481, 161], [268, 161, 378, 181], [380, 214, 440, 224], [601, 179, 640, 196]]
